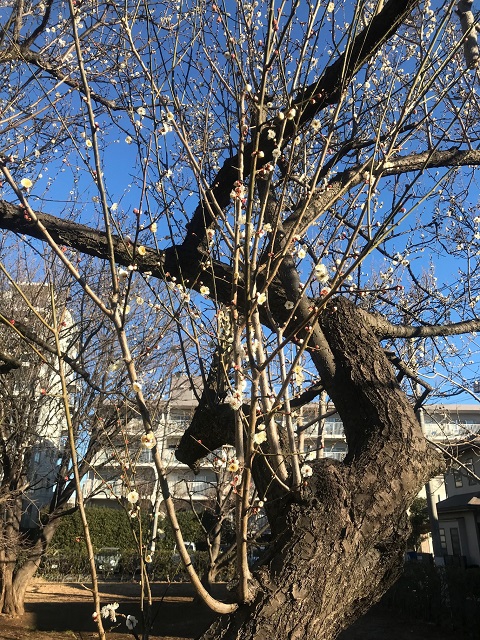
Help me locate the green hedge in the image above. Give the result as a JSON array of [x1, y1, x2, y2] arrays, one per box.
[[38, 548, 215, 582], [51, 507, 205, 553], [51, 507, 140, 552], [43, 507, 230, 582]]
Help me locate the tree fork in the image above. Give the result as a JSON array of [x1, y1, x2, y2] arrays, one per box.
[[195, 298, 443, 640]]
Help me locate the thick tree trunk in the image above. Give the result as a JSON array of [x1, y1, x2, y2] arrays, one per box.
[[194, 298, 443, 640], [1, 520, 58, 616], [2, 564, 29, 616]]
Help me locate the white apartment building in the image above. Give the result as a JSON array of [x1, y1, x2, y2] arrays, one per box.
[[0, 282, 75, 528], [83, 375, 219, 509], [83, 369, 480, 517]]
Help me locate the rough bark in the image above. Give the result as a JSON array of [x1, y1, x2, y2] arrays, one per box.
[[1, 519, 59, 616], [190, 298, 443, 640]]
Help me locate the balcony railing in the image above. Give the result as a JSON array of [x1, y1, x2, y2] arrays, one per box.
[[324, 451, 346, 461]]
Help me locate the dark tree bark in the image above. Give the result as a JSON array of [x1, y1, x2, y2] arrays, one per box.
[[1, 522, 58, 616]]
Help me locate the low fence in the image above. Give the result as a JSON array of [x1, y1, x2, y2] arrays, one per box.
[[37, 549, 233, 583], [381, 563, 480, 637]]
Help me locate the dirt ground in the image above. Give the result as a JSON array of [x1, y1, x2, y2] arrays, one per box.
[[0, 579, 464, 640]]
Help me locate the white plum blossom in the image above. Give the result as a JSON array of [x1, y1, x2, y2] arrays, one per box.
[[314, 263, 329, 283], [253, 431, 267, 445], [20, 178, 33, 189], [200, 285, 210, 297], [126, 615, 138, 630], [108, 360, 122, 372], [256, 291, 267, 305], [127, 490, 139, 503], [230, 181, 246, 201], [297, 246, 307, 260], [226, 390, 243, 410], [100, 602, 119, 622], [301, 464, 313, 478], [141, 432, 156, 449], [227, 458, 240, 472], [294, 364, 305, 385]]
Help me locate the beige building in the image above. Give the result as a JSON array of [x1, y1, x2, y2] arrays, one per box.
[[436, 438, 480, 567], [84, 374, 480, 528]]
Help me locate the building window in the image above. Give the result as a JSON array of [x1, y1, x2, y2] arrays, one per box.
[[450, 527, 461, 556], [324, 418, 344, 437], [189, 475, 212, 494], [453, 469, 463, 488], [170, 411, 190, 429], [139, 449, 153, 463], [465, 458, 478, 486], [439, 528, 447, 554]]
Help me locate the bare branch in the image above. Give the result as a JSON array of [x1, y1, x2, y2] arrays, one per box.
[[286, 148, 480, 235], [183, 0, 422, 249], [360, 308, 480, 339]]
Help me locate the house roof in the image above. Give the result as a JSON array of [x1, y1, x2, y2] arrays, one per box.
[[437, 491, 480, 513]]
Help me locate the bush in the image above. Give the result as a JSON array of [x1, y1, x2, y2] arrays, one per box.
[[51, 507, 141, 552], [43, 506, 233, 582], [159, 510, 204, 550]]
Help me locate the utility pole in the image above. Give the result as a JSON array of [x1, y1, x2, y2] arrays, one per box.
[[316, 391, 326, 459], [415, 397, 445, 566]]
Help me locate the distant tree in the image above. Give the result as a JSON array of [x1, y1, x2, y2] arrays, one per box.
[[0, 257, 175, 616]]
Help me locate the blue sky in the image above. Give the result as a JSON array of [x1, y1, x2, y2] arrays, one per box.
[[1, 0, 480, 404]]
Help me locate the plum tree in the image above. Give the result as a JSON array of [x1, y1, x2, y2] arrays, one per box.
[[1, 0, 480, 637]]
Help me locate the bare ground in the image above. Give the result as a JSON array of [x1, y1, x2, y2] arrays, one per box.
[[0, 579, 464, 640]]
